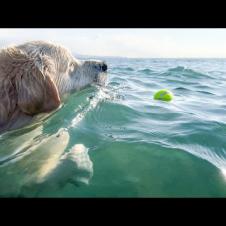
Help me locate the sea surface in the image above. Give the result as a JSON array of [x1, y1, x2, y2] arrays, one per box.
[[1, 57, 226, 197]]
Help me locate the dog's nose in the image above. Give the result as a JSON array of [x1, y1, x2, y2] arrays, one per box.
[[101, 63, 107, 72]]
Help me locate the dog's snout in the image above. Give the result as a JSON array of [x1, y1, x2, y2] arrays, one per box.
[[101, 63, 107, 72]]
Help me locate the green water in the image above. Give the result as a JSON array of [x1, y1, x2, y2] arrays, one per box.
[[0, 58, 226, 197]]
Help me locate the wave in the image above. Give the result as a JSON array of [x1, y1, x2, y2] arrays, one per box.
[[167, 66, 214, 79], [168, 66, 186, 72], [138, 68, 154, 74], [173, 87, 191, 91], [196, 90, 215, 95], [112, 67, 134, 72], [170, 143, 226, 178]]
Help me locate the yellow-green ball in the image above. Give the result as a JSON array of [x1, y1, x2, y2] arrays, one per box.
[[154, 89, 173, 102]]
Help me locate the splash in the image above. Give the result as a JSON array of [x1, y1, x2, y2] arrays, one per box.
[[69, 87, 112, 128]]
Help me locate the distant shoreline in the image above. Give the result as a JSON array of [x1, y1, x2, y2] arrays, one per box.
[[76, 54, 226, 60]]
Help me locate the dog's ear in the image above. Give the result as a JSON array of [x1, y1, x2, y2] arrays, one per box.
[[0, 78, 16, 127], [4, 47, 61, 115]]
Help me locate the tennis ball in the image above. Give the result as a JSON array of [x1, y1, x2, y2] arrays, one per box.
[[154, 89, 173, 102]]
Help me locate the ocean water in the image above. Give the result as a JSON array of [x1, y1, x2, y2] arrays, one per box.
[[1, 57, 226, 197]]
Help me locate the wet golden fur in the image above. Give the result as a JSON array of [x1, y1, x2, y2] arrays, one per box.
[[0, 41, 107, 133]]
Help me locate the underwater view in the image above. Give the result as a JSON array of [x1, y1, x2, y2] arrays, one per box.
[[0, 56, 226, 197]]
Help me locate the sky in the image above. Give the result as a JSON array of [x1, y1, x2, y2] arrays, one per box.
[[0, 29, 226, 58]]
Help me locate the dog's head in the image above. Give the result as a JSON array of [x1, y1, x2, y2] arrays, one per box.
[[0, 41, 108, 129], [71, 59, 108, 89], [55, 57, 108, 95], [17, 41, 108, 96]]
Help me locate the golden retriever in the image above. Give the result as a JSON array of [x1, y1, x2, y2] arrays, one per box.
[[0, 40, 107, 133]]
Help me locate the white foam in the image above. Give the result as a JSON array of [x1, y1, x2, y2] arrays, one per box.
[[70, 87, 111, 128]]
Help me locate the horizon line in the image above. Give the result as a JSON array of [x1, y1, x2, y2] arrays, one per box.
[[75, 53, 226, 59]]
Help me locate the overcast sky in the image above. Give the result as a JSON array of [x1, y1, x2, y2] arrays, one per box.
[[1, 29, 226, 58]]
